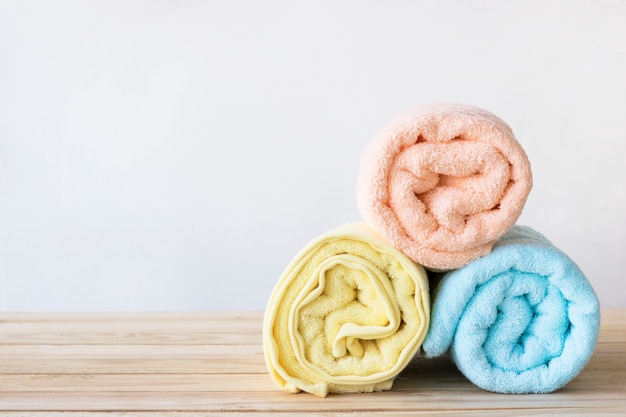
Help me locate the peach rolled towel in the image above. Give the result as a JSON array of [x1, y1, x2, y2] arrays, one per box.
[[357, 103, 532, 270]]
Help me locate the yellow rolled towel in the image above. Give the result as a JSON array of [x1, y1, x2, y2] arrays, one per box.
[[263, 223, 430, 397]]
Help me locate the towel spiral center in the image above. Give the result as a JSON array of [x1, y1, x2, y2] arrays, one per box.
[[390, 140, 511, 246], [297, 255, 402, 360], [475, 270, 568, 372], [263, 226, 429, 396]]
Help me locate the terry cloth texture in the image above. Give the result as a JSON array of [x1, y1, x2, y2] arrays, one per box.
[[357, 103, 532, 270], [422, 225, 600, 393], [263, 223, 430, 397]]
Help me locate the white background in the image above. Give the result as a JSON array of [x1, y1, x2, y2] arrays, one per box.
[[0, 1, 624, 311]]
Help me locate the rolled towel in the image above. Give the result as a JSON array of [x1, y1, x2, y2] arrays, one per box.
[[357, 103, 532, 270], [263, 223, 430, 397], [422, 226, 600, 393]]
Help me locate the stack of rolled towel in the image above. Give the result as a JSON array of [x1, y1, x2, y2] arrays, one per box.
[[263, 103, 600, 397]]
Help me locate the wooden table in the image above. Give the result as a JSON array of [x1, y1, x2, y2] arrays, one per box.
[[0, 310, 624, 416]]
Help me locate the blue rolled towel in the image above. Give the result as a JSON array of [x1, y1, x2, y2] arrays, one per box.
[[422, 225, 600, 393]]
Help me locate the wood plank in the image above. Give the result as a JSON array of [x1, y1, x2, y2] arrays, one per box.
[[0, 390, 624, 412], [1, 411, 623, 417], [0, 357, 455, 393], [0, 314, 263, 345], [0, 343, 267, 375], [0, 311, 263, 322], [1, 354, 619, 379], [0, 373, 275, 392], [0, 309, 624, 415], [2, 359, 621, 394], [599, 309, 626, 322], [0, 343, 616, 390], [0, 331, 261, 345], [0, 319, 261, 334], [0, 358, 266, 375], [0, 344, 263, 358], [2, 341, 620, 375]]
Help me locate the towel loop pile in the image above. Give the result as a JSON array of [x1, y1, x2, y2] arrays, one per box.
[[263, 103, 600, 397]]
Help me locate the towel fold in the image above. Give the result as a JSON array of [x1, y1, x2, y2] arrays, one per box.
[[422, 225, 600, 393], [357, 103, 532, 270], [263, 223, 430, 397]]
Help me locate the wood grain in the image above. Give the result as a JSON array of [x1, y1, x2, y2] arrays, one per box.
[[0, 309, 624, 415]]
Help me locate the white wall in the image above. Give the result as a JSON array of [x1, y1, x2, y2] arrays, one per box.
[[0, 0, 624, 311]]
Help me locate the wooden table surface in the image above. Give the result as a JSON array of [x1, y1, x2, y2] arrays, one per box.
[[0, 309, 624, 416]]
